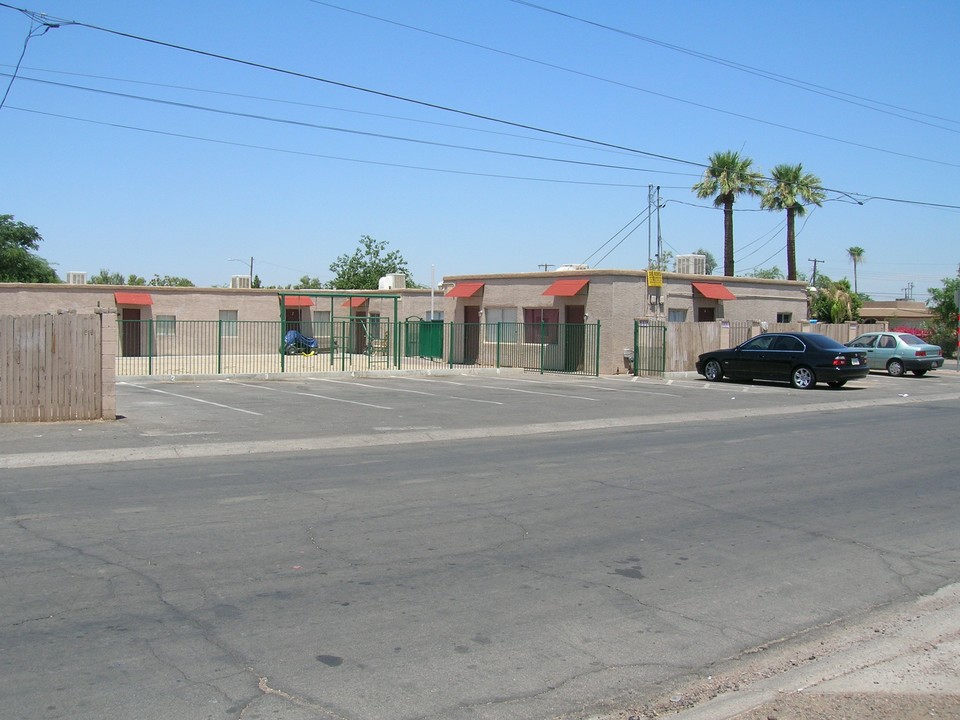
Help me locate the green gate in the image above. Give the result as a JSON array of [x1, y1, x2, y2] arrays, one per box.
[[633, 320, 667, 376]]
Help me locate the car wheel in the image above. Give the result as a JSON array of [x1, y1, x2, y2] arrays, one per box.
[[828, 380, 847, 388], [703, 359, 723, 382], [284, 345, 297, 355], [791, 366, 816, 389], [887, 358, 905, 377], [912, 369, 927, 377]]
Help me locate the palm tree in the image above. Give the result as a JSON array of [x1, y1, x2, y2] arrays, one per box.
[[847, 246, 865, 294], [693, 150, 765, 277], [760, 164, 826, 281]]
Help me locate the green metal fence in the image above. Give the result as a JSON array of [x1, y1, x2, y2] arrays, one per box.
[[633, 320, 667, 376], [117, 319, 600, 377]]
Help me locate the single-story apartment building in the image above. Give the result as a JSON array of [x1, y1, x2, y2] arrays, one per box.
[[0, 268, 809, 374]]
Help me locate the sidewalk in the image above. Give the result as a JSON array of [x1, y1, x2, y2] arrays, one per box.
[[611, 583, 960, 719]]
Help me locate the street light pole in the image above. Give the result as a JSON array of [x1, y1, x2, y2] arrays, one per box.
[[228, 257, 254, 287]]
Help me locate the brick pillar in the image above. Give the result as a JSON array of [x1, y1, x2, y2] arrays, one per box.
[[98, 308, 118, 420]]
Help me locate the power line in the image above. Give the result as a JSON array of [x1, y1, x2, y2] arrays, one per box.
[[509, 0, 960, 130]]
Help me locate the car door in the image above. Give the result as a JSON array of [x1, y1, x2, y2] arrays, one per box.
[[767, 334, 805, 381], [850, 334, 881, 369], [730, 334, 776, 378], [871, 333, 897, 370]]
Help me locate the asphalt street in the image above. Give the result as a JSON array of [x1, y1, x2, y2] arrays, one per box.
[[1, 369, 959, 720]]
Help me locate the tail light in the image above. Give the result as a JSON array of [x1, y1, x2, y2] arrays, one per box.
[[833, 356, 848, 367], [915, 350, 927, 357]]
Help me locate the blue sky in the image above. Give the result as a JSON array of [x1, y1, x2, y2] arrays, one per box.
[[1, 0, 957, 300]]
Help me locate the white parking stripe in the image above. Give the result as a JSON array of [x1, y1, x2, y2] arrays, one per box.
[[223, 380, 393, 410], [316, 377, 504, 405], [121, 382, 264, 415], [474, 384, 599, 401]]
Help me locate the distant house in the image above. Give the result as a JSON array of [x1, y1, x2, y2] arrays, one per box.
[[859, 300, 932, 331]]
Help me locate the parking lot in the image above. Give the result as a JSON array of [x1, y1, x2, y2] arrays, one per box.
[[2, 367, 958, 468]]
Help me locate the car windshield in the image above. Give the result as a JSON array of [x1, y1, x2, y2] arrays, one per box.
[[898, 334, 924, 345]]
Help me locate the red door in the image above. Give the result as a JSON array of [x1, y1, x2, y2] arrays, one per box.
[[464, 306, 480, 363]]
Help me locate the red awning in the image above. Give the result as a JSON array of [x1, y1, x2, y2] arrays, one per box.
[[445, 282, 485, 298], [114, 291, 153, 306], [692, 282, 736, 300], [342, 297, 368, 308], [543, 278, 589, 297], [281, 295, 314, 308]]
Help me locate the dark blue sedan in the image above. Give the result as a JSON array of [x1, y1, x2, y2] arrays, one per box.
[[696, 332, 870, 389]]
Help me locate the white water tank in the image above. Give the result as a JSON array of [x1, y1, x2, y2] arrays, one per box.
[[378, 273, 407, 290]]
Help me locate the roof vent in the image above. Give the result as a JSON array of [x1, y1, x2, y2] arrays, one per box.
[[675, 254, 707, 275], [378, 273, 406, 290]]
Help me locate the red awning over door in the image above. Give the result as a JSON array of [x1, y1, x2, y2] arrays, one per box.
[[445, 282, 485, 298], [114, 292, 153, 305], [342, 297, 368, 308], [281, 296, 314, 307], [543, 278, 589, 296], [692, 282, 736, 300]]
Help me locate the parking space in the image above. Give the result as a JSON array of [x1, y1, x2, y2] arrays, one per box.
[[1, 369, 956, 468]]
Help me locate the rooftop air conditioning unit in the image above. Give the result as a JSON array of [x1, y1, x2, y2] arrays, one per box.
[[378, 273, 406, 290], [230, 275, 251, 289], [675, 254, 707, 275], [66, 271, 87, 285], [555, 264, 589, 271]]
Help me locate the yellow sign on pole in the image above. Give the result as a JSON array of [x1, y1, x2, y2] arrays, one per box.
[[647, 270, 663, 288]]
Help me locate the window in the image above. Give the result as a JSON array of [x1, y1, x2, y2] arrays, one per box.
[[219, 309, 238, 337], [776, 312, 792, 323], [772, 335, 803, 351], [155, 315, 176, 336], [667, 308, 687, 322], [425, 310, 444, 322], [484, 307, 518, 341], [523, 308, 559, 344]]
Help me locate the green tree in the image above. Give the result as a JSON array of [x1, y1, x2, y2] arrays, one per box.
[[294, 275, 325, 289], [328, 235, 412, 290], [692, 248, 718, 275], [760, 164, 826, 281], [88, 269, 125, 285], [0, 214, 59, 283], [148, 274, 194, 287], [809, 276, 862, 323], [252, 274, 262, 289], [925, 276, 960, 357], [651, 250, 673, 272], [847, 246, 865, 295], [692, 150, 766, 277], [748, 266, 785, 280]]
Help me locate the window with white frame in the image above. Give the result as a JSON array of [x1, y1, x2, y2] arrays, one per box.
[[156, 314, 176, 335], [219, 309, 238, 337], [484, 307, 518, 341], [667, 308, 687, 322], [776, 312, 792, 323]]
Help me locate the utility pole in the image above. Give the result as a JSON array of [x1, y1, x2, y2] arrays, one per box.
[[808, 258, 824, 286], [538, 263, 554, 272], [647, 185, 655, 269]]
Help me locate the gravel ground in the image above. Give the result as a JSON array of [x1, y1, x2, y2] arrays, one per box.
[[594, 583, 960, 720]]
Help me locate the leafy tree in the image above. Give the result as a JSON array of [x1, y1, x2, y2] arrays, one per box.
[[809, 276, 862, 323], [760, 164, 826, 280], [847, 246, 865, 295], [295, 275, 325, 290], [692, 248, 718, 275], [651, 250, 673, 272], [328, 235, 412, 290], [747, 266, 785, 280], [148, 274, 194, 287], [0, 214, 59, 283], [925, 276, 960, 357], [88, 270, 148, 285], [692, 151, 765, 277], [252, 274, 262, 289], [128, 274, 147, 286]]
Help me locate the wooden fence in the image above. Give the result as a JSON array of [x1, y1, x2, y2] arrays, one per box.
[[0, 312, 114, 422]]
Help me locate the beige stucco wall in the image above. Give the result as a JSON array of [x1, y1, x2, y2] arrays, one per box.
[[443, 270, 809, 374]]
